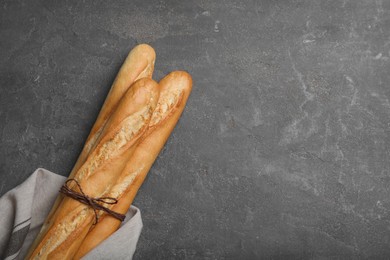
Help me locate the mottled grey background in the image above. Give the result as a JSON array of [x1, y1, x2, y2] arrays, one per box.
[[1, 0, 390, 259]]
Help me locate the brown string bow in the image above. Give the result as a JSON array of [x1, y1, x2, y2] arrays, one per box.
[[59, 179, 126, 224]]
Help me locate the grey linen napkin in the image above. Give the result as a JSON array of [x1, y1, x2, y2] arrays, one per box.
[[0, 168, 143, 260]]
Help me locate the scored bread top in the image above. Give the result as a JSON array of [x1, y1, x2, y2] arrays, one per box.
[[73, 71, 193, 258], [72, 44, 156, 177], [102, 71, 192, 203], [88, 44, 156, 142], [28, 78, 159, 260], [27, 44, 156, 259], [76, 78, 159, 184]]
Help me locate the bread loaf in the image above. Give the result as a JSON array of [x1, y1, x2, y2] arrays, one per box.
[[26, 45, 193, 259], [70, 44, 156, 177], [26, 78, 159, 259], [26, 44, 156, 258], [74, 71, 193, 258]]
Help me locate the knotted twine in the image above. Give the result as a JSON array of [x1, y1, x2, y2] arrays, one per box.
[[59, 179, 126, 224]]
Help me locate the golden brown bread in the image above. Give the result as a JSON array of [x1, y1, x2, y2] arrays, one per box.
[[71, 44, 156, 177], [74, 71, 193, 258], [27, 43, 193, 258], [26, 78, 160, 259], [26, 44, 156, 257]]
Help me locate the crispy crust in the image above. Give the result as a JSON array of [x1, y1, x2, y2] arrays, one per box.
[[71, 44, 156, 179], [26, 44, 155, 258], [27, 78, 159, 259], [74, 71, 193, 258]]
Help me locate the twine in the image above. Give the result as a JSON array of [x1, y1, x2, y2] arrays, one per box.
[[59, 179, 126, 224]]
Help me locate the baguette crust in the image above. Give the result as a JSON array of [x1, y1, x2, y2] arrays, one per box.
[[71, 44, 156, 180], [27, 78, 159, 259], [74, 71, 193, 258], [26, 44, 155, 257]]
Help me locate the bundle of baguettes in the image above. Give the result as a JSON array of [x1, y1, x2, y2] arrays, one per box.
[[26, 44, 192, 259]]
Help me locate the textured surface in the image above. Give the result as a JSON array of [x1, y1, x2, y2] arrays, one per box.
[[1, 0, 390, 259]]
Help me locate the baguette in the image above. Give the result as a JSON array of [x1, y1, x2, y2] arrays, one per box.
[[71, 44, 156, 176], [74, 71, 193, 258], [27, 44, 156, 256], [27, 78, 160, 259]]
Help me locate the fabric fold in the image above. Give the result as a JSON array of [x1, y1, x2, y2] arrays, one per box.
[[0, 168, 142, 260]]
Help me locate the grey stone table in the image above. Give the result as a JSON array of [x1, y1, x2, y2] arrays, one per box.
[[1, 0, 389, 259]]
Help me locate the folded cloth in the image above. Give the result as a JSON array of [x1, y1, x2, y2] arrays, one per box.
[[0, 168, 143, 260]]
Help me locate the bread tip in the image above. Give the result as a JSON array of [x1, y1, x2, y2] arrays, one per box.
[[165, 71, 193, 90], [132, 43, 156, 56], [169, 70, 191, 77], [130, 78, 159, 103]]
